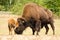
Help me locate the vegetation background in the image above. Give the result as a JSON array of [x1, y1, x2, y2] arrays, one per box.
[[0, 0, 60, 18]]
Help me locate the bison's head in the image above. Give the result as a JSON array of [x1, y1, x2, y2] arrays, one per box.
[[14, 17, 29, 34]]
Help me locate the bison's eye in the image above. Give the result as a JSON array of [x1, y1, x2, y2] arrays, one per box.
[[22, 20, 25, 23]]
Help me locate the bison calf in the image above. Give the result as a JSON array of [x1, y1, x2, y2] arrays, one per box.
[[8, 18, 18, 35]]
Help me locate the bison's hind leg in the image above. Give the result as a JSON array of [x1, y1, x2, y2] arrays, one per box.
[[50, 22, 55, 35], [45, 24, 49, 35]]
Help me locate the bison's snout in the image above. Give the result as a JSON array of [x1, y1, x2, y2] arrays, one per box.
[[14, 27, 23, 34]]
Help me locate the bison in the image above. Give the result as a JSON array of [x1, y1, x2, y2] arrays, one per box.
[[8, 18, 18, 35], [14, 3, 55, 35]]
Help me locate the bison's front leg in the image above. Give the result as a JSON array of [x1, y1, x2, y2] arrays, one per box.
[[32, 29, 35, 35], [35, 20, 41, 35]]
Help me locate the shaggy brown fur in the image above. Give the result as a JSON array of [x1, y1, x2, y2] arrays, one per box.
[[15, 3, 55, 35]]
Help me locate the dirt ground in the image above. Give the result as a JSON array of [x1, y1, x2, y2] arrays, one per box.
[[0, 14, 60, 40]]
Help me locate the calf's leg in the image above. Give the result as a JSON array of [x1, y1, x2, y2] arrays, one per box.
[[8, 24, 12, 35]]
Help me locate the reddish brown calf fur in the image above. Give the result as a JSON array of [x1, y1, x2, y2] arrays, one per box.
[[8, 18, 18, 35]]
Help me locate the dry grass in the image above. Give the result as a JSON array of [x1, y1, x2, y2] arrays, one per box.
[[0, 35, 60, 40], [0, 14, 60, 40], [0, 14, 60, 35]]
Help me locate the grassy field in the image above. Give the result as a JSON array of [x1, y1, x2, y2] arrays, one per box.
[[0, 14, 60, 36]]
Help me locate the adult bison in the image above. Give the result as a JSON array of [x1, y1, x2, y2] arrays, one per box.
[[14, 3, 55, 35], [8, 18, 18, 35]]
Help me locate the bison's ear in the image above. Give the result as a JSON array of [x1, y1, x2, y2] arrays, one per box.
[[17, 18, 21, 22], [20, 17, 26, 23]]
